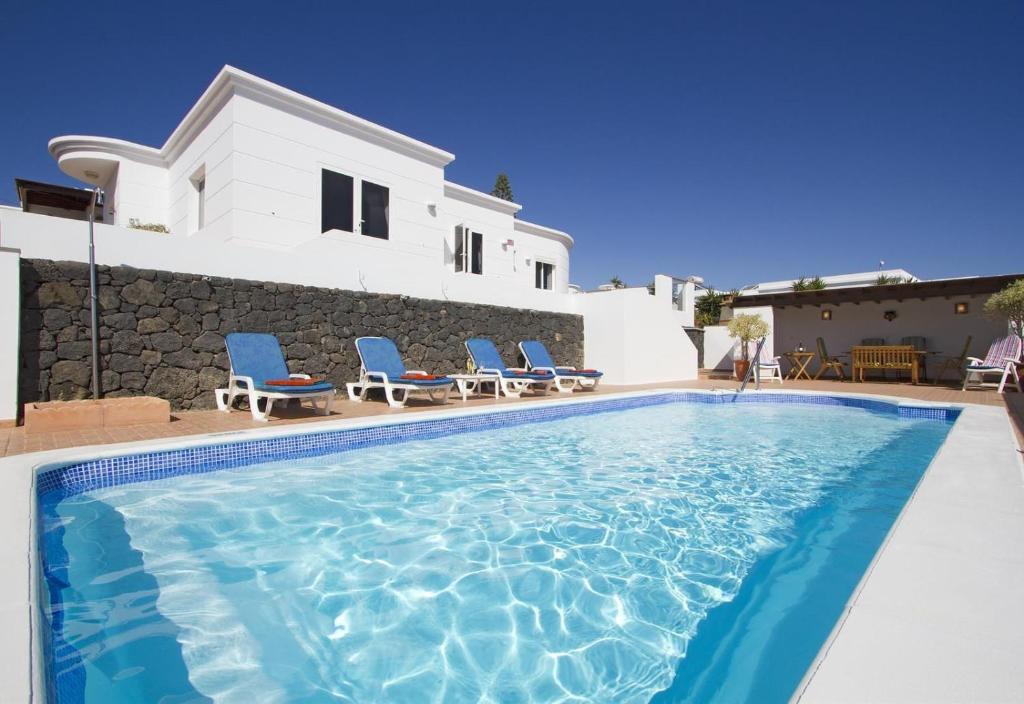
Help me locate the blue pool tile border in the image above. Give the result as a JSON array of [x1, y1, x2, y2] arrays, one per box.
[[35, 392, 959, 502]]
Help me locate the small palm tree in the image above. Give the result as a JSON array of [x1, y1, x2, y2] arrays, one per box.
[[609, 276, 626, 289]]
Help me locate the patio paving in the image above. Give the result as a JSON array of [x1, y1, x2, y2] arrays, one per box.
[[1, 374, 1017, 458]]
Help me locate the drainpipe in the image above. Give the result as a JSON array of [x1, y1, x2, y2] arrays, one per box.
[[88, 189, 102, 399]]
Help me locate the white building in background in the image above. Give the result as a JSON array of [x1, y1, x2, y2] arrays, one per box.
[[0, 65, 699, 412], [736, 269, 917, 296]]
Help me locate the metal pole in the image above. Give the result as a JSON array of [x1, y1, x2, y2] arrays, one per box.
[[738, 337, 766, 393], [88, 188, 101, 399]]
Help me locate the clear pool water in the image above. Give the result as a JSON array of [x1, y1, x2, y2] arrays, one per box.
[[40, 400, 953, 703]]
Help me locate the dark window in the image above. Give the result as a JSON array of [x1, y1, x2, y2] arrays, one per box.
[[535, 261, 554, 290], [321, 169, 353, 233], [361, 180, 389, 239], [471, 231, 483, 275]]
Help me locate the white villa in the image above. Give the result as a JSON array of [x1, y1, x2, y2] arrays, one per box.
[[37, 65, 575, 313], [0, 66, 701, 425]]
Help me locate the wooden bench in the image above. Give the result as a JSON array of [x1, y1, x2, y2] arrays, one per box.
[[851, 345, 920, 384]]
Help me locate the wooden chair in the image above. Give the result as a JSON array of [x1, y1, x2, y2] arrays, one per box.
[[814, 337, 846, 380], [900, 336, 928, 381], [932, 336, 971, 385]]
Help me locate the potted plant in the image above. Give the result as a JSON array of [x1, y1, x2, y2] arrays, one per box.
[[984, 279, 1024, 347], [727, 314, 771, 380]]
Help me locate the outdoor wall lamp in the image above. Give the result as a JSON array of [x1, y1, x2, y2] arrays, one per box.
[[954, 302, 969, 315], [821, 310, 832, 320], [883, 310, 898, 322]]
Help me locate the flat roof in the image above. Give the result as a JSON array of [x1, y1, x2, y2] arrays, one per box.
[[14, 178, 95, 212], [731, 273, 1023, 308]]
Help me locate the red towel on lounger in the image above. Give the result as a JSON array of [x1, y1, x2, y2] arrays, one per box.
[[265, 378, 321, 386], [401, 373, 441, 380]]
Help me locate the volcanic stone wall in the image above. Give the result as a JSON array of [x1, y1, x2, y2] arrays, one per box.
[[19, 259, 584, 411]]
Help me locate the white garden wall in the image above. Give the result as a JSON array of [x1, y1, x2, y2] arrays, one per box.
[[578, 284, 698, 384], [0, 248, 20, 424], [703, 326, 735, 371], [0, 208, 578, 315]]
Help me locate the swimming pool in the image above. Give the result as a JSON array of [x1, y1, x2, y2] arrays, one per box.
[[36, 392, 957, 703]]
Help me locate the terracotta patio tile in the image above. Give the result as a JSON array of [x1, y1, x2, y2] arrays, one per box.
[[2, 377, 1017, 458]]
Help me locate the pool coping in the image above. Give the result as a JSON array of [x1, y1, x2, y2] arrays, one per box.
[[792, 397, 1024, 702], [0, 388, 1015, 703]]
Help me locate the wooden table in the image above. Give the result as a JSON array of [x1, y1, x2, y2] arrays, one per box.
[[784, 351, 816, 380]]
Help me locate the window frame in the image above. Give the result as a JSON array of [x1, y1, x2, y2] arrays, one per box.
[[319, 166, 394, 241], [189, 165, 206, 235], [535, 260, 555, 290], [359, 178, 390, 240], [453, 225, 485, 275], [320, 167, 355, 235]]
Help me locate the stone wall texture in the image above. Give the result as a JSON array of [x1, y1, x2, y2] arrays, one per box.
[[19, 259, 584, 411]]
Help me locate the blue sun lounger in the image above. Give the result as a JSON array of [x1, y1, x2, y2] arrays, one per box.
[[519, 339, 603, 393], [466, 338, 554, 398], [215, 332, 334, 421], [347, 336, 454, 408]]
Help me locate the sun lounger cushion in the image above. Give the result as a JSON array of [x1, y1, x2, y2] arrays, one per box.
[[255, 380, 334, 393], [388, 376, 452, 387], [521, 340, 604, 379], [265, 378, 321, 386], [505, 370, 555, 380], [556, 367, 603, 377]]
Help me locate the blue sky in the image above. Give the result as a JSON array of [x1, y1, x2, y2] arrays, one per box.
[[1, 1, 1021, 290]]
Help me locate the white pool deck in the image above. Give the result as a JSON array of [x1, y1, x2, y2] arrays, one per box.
[[1, 388, 1021, 703]]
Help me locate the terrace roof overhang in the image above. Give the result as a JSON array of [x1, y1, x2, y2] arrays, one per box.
[[14, 178, 99, 215], [730, 274, 1024, 309]]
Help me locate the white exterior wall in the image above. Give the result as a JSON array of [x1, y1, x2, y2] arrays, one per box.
[[0, 207, 579, 314], [1, 207, 701, 385], [0, 248, 19, 424], [579, 284, 698, 384], [166, 101, 238, 239], [768, 298, 1007, 366], [225, 93, 446, 251], [703, 326, 734, 371], [109, 158, 168, 228], [702, 306, 775, 371]]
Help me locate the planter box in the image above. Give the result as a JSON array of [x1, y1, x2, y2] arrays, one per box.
[[23, 397, 171, 434]]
